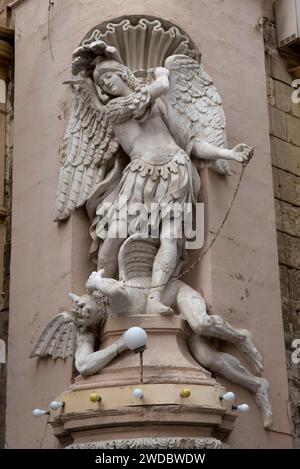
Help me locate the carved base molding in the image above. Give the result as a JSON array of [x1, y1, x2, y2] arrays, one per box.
[[66, 437, 226, 449], [50, 321, 236, 447]]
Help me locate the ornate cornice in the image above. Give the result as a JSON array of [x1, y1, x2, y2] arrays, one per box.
[[66, 437, 226, 449]]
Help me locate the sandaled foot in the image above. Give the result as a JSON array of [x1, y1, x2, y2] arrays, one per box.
[[237, 329, 263, 375], [146, 297, 174, 315], [254, 377, 273, 429]]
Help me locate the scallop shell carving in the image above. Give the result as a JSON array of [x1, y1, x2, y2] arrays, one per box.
[[82, 16, 200, 72]]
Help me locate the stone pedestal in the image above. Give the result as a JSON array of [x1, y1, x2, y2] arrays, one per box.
[[50, 315, 235, 448]]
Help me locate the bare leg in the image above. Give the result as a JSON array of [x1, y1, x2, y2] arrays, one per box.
[[146, 236, 178, 315], [188, 334, 273, 429], [75, 331, 127, 376], [97, 220, 128, 277], [176, 283, 263, 374]]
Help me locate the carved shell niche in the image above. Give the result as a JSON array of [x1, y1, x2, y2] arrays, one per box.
[[81, 16, 200, 73]]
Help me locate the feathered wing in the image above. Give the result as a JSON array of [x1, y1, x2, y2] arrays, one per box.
[[55, 85, 119, 221], [30, 312, 76, 359], [161, 54, 231, 175]]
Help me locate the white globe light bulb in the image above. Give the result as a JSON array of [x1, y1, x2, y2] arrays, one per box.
[[49, 400, 64, 411], [237, 403, 250, 413], [123, 327, 148, 352], [133, 388, 144, 399], [32, 409, 47, 417], [222, 392, 236, 402]]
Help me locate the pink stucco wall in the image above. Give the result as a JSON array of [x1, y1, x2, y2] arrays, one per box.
[[6, 0, 292, 448]]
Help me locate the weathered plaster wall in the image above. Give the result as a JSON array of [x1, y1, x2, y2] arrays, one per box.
[[6, 0, 292, 448]]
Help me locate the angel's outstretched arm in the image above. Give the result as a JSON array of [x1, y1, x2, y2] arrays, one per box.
[[192, 139, 253, 164]]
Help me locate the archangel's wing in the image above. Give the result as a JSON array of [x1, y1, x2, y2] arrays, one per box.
[[30, 312, 76, 359], [161, 54, 231, 175], [54, 84, 119, 221]]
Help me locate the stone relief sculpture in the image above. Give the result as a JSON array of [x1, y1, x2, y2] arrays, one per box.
[[55, 40, 251, 314], [31, 18, 273, 431]]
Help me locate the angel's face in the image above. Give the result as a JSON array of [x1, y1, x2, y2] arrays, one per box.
[[97, 71, 128, 96]]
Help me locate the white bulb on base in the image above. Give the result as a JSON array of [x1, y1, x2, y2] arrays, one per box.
[[220, 391, 236, 402], [232, 403, 250, 413], [32, 409, 49, 417], [49, 400, 64, 411], [133, 388, 144, 399], [123, 327, 148, 353]]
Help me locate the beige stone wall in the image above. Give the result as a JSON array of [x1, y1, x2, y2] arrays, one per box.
[[264, 10, 300, 448], [6, 0, 293, 448]]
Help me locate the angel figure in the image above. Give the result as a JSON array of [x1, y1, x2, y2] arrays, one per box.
[[55, 40, 253, 315]]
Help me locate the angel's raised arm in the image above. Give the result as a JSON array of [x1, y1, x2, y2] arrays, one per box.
[[147, 67, 170, 100]]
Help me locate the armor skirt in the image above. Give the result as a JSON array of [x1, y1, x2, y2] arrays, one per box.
[[89, 148, 200, 260]]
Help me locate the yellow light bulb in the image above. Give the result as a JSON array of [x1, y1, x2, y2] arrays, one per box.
[[89, 391, 101, 403], [180, 388, 191, 398]]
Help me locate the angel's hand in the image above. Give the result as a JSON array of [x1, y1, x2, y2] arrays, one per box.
[[230, 144, 254, 164], [154, 67, 170, 79]]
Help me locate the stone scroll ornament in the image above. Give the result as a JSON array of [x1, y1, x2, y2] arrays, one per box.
[[31, 28, 273, 429]]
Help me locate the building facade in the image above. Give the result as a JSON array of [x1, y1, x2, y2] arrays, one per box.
[[0, 0, 299, 449]]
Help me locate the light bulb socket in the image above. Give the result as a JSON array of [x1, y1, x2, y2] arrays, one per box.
[[133, 345, 147, 354]]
